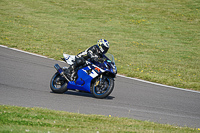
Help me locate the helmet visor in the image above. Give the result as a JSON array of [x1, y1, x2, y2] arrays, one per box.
[[102, 45, 109, 54]]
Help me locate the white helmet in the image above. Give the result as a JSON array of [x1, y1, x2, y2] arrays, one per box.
[[97, 39, 109, 54]]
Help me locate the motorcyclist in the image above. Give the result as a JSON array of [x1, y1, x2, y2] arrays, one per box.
[[68, 39, 110, 81]]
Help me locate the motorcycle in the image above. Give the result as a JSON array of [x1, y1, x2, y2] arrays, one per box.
[[50, 53, 117, 98]]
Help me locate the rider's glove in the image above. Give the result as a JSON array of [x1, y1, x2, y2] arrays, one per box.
[[98, 58, 105, 63], [92, 57, 104, 63]]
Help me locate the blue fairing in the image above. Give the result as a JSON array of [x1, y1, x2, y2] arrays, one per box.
[[66, 53, 117, 93], [67, 66, 94, 93]]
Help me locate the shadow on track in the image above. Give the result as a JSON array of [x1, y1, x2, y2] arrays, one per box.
[[50, 90, 115, 100]]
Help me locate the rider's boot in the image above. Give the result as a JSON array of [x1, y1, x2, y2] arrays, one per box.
[[70, 71, 76, 81], [69, 65, 76, 81], [64, 65, 73, 81]]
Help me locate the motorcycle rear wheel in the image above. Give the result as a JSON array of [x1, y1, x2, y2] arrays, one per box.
[[50, 72, 68, 93], [91, 76, 114, 99]]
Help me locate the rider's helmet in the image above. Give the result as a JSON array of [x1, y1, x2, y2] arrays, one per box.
[[97, 39, 109, 54]]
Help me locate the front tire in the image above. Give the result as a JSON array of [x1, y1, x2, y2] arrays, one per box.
[[50, 72, 68, 93], [91, 76, 114, 99]]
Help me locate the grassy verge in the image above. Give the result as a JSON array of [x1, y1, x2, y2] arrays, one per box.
[[0, 105, 199, 133], [0, 0, 199, 90]]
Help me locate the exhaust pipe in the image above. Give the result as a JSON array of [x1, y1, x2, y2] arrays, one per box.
[[54, 64, 70, 82]]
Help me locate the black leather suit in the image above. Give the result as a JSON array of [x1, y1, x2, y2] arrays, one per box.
[[69, 45, 104, 80], [75, 45, 103, 65]]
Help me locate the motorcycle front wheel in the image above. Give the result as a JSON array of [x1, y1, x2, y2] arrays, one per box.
[[50, 72, 68, 93], [91, 76, 114, 99]]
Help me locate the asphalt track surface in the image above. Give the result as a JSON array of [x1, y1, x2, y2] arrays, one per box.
[[0, 46, 200, 128]]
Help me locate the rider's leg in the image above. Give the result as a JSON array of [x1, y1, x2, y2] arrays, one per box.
[[70, 57, 85, 81]]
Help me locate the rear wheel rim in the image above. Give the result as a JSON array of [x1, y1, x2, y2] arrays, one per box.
[[52, 74, 65, 89]]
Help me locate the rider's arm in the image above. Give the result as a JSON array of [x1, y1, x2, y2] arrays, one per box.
[[87, 45, 99, 61]]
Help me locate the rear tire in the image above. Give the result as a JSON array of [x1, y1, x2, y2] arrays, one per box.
[[50, 72, 68, 93], [91, 76, 114, 99]]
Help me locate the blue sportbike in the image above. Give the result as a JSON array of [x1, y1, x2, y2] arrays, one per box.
[[50, 53, 117, 98]]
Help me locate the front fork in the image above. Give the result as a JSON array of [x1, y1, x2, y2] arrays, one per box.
[[95, 74, 103, 87]]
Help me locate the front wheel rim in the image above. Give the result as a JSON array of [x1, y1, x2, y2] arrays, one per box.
[[94, 78, 110, 95]]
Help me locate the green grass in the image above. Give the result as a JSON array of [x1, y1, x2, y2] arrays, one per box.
[[1, 105, 199, 133], [0, 0, 200, 90]]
